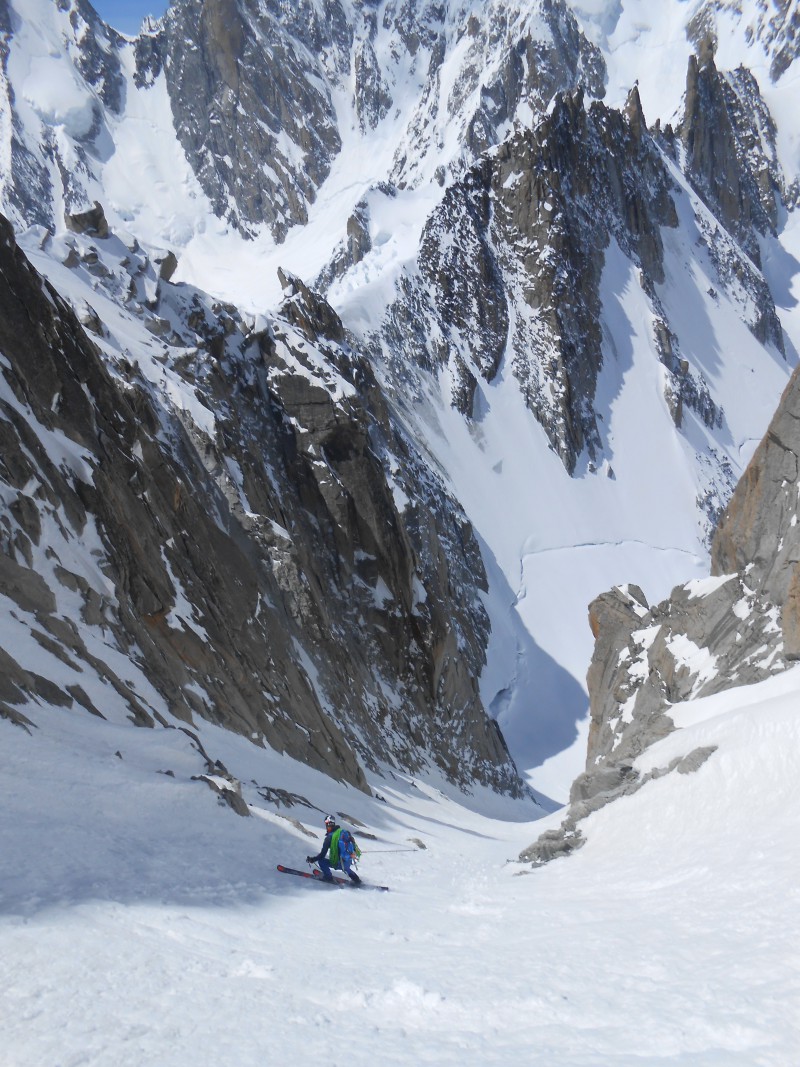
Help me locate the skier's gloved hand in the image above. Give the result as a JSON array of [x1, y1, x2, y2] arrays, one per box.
[[306, 856, 316, 863]]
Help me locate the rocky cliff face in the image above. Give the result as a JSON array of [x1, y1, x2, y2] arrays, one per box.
[[520, 361, 800, 863], [378, 69, 783, 479], [0, 213, 523, 795], [143, 0, 345, 240], [678, 43, 784, 267]]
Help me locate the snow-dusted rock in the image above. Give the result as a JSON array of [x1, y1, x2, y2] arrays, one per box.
[[382, 85, 732, 473], [0, 212, 523, 795], [65, 200, 109, 238], [522, 358, 800, 863]]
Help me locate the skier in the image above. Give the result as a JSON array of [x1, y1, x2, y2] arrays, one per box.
[[307, 815, 361, 885]]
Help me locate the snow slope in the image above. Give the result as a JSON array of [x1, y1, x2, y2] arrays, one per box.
[[2, 664, 799, 1065]]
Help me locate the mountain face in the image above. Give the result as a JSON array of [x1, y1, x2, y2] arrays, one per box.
[[382, 87, 695, 473], [679, 44, 784, 266], [1, 0, 800, 807], [0, 209, 522, 795], [521, 354, 800, 862], [4, 0, 604, 242], [375, 40, 788, 478]]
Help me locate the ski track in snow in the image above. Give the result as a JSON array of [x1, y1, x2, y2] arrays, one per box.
[[2, 666, 800, 1066]]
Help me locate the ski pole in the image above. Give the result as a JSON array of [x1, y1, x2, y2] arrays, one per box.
[[360, 848, 420, 854]]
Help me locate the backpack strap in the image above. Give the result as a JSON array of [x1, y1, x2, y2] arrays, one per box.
[[329, 827, 342, 867]]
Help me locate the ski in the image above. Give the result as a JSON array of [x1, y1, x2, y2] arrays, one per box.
[[277, 864, 339, 885], [277, 865, 389, 891], [311, 869, 390, 891], [312, 868, 350, 886]]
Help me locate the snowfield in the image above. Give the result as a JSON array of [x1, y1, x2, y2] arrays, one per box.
[[2, 665, 799, 1066]]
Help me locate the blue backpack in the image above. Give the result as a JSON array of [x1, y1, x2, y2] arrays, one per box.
[[338, 829, 361, 865]]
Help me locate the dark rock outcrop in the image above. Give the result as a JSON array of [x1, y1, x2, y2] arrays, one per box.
[[384, 89, 689, 472], [0, 213, 523, 796], [315, 197, 375, 293], [678, 45, 784, 275], [66, 201, 109, 238]]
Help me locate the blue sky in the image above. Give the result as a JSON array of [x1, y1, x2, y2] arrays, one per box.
[[92, 0, 170, 35]]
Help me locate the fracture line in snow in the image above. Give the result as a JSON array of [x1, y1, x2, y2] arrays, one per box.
[[518, 539, 707, 559]]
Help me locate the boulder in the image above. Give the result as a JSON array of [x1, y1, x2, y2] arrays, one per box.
[[66, 201, 109, 238]]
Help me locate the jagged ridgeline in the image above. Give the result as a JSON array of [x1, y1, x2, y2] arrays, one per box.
[[380, 54, 785, 479], [0, 216, 521, 794]]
